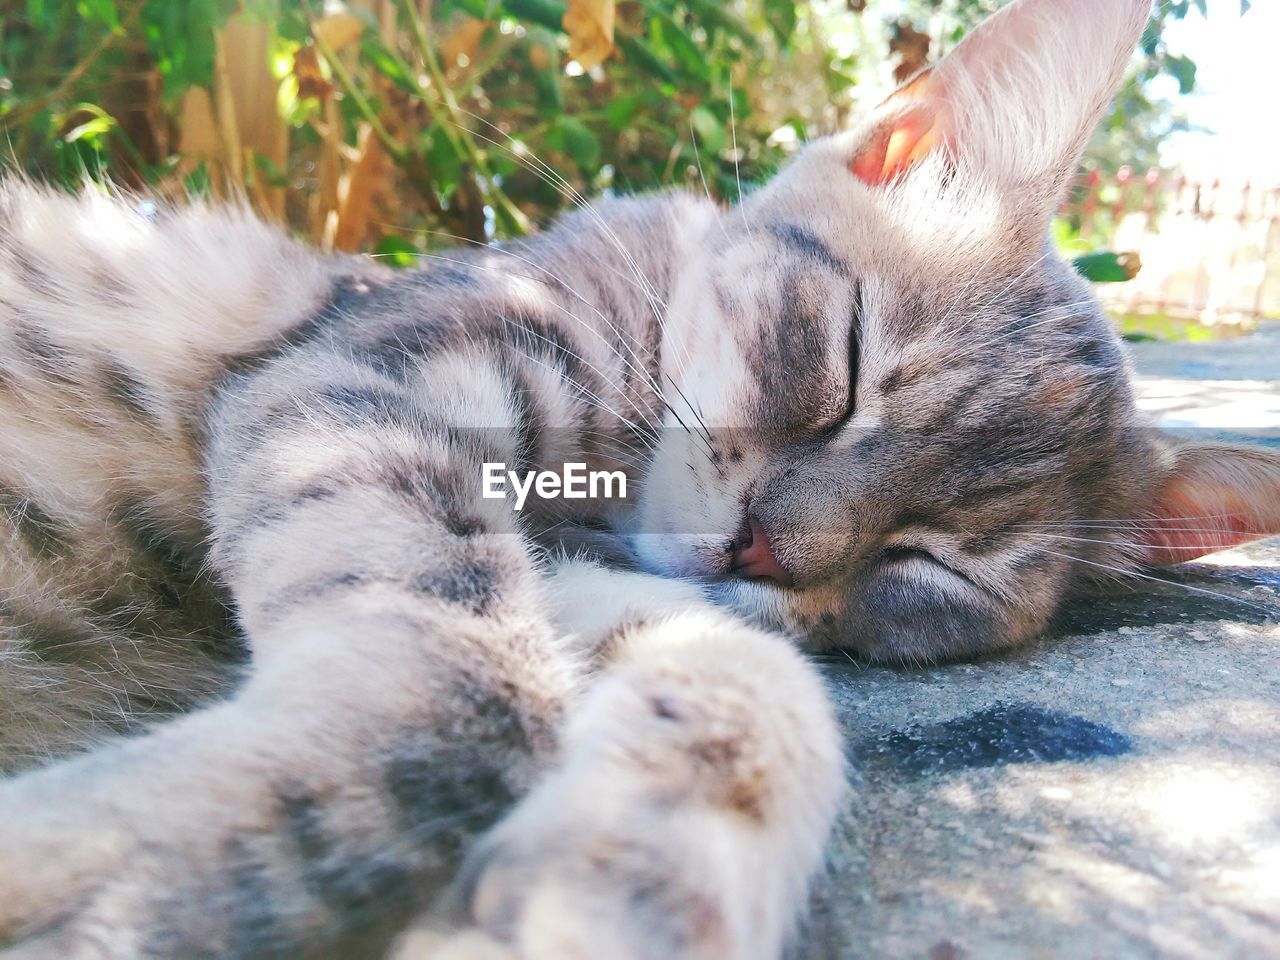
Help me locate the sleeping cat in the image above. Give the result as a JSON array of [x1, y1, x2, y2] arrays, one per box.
[[1, 0, 1277, 956]]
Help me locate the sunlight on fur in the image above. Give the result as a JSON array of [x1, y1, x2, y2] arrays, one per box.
[[0, 0, 1276, 957]]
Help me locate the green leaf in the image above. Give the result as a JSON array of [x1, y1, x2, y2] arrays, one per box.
[[25, 0, 50, 30], [183, 161, 214, 199], [362, 38, 420, 96], [142, 0, 239, 99], [419, 125, 464, 198], [648, 15, 668, 56], [763, 0, 798, 45], [489, 143, 521, 178], [1164, 54, 1197, 95], [251, 151, 289, 188], [78, 0, 120, 28], [373, 235, 422, 268], [690, 106, 726, 154], [503, 0, 567, 32], [438, 0, 492, 18], [61, 102, 118, 145], [605, 94, 640, 130], [553, 115, 600, 171], [1140, 20, 1160, 57], [1072, 251, 1140, 283], [658, 16, 708, 82], [684, 0, 760, 50], [525, 29, 563, 114], [63, 116, 116, 143], [616, 35, 678, 85]]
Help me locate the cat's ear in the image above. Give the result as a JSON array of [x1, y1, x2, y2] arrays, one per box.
[[1134, 439, 1280, 567], [851, 0, 1150, 197]]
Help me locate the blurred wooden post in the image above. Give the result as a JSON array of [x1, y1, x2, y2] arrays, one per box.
[[1252, 187, 1280, 320], [1226, 180, 1250, 315], [334, 125, 388, 251], [218, 13, 289, 220]]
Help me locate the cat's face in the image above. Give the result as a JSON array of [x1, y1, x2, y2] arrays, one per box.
[[634, 162, 1157, 661], [632, 0, 1255, 662]]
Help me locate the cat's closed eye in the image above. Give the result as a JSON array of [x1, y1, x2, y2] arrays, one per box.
[[796, 285, 863, 441], [877, 545, 937, 567], [816, 288, 863, 437]]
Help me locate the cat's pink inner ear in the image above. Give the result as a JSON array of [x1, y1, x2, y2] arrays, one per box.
[[850, 71, 949, 187], [1138, 444, 1280, 567]]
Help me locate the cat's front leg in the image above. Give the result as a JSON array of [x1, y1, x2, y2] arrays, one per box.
[[414, 562, 846, 960], [0, 347, 580, 957], [0, 586, 572, 959]]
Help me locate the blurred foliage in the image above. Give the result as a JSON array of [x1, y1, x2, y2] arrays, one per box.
[[0, 0, 1245, 256], [1072, 250, 1142, 285], [1115, 311, 1250, 344]]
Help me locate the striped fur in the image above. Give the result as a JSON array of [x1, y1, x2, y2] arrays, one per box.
[[2, 0, 1278, 957]]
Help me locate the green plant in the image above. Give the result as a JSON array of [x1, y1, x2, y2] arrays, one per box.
[[0, 0, 1236, 256]]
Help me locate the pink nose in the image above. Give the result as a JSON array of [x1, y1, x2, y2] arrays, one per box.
[[732, 517, 794, 587]]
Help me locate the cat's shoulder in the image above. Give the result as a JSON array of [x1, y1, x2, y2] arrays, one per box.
[[546, 188, 719, 243]]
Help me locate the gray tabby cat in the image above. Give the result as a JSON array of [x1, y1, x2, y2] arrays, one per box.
[[1, 0, 1277, 956]]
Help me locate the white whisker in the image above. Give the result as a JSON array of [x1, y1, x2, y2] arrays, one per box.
[[1033, 546, 1279, 617]]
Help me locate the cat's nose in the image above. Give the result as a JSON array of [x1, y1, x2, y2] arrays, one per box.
[[731, 516, 794, 587]]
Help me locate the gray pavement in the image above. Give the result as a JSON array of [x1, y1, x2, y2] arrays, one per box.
[[798, 324, 1280, 959]]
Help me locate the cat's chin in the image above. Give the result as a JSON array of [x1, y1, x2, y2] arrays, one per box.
[[707, 577, 786, 623]]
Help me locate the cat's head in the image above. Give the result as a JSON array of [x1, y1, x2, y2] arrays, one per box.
[[635, 0, 1280, 662]]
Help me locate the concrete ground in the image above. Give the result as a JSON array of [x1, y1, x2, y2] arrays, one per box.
[[798, 324, 1280, 959]]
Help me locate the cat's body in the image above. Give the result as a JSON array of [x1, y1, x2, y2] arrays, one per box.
[[0, 183, 699, 769], [2, 0, 1278, 957]]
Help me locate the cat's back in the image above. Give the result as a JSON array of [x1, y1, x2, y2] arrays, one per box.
[[0, 181, 708, 772], [0, 181, 347, 770]]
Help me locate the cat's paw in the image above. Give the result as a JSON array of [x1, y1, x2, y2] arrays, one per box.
[[0, 703, 430, 958], [450, 613, 844, 960], [456, 774, 743, 960]]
